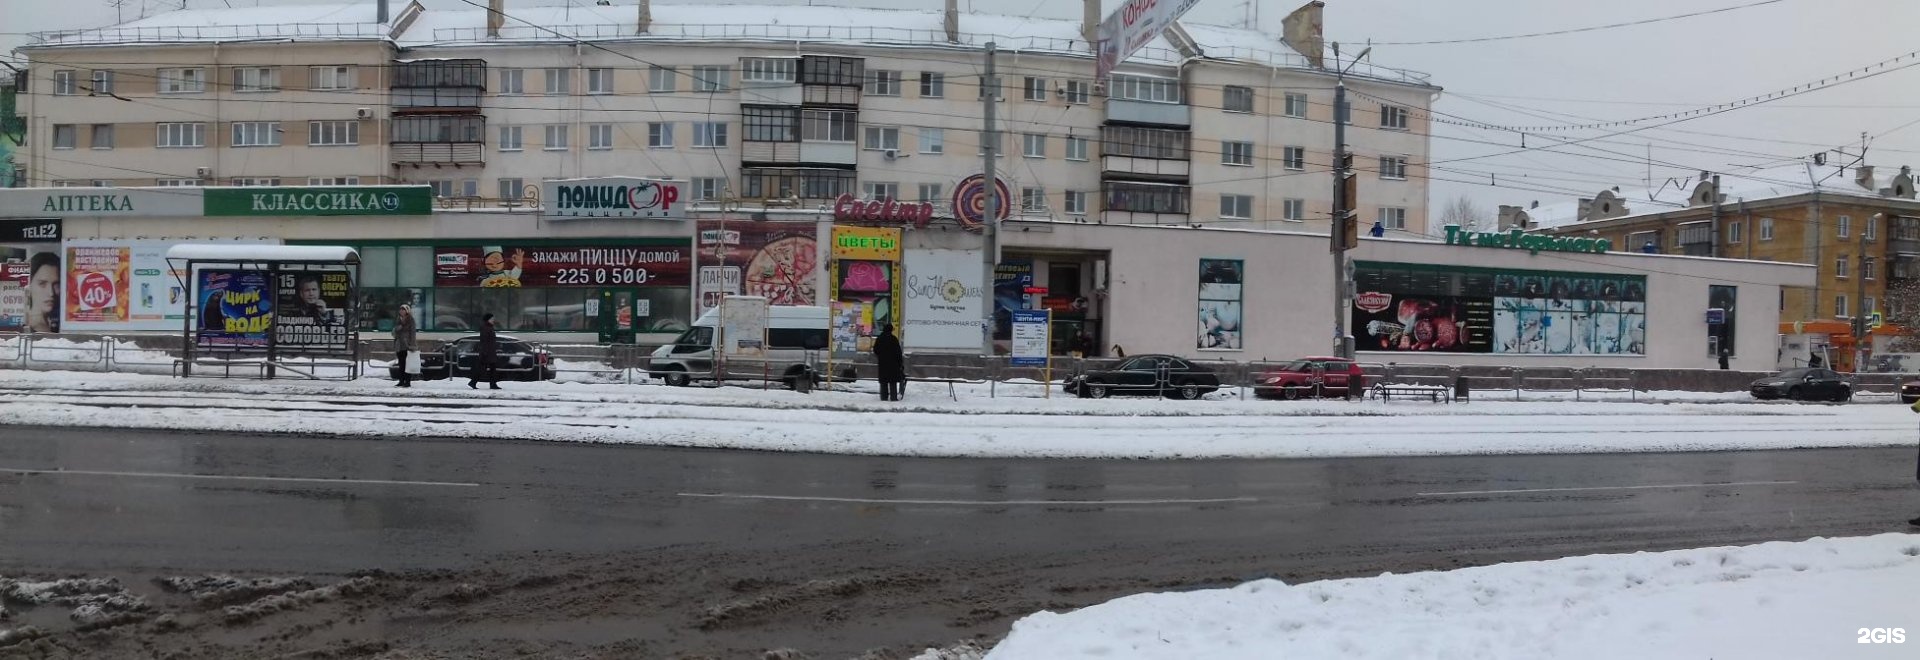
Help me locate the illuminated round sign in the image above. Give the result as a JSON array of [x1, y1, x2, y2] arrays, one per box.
[[951, 174, 1013, 229]]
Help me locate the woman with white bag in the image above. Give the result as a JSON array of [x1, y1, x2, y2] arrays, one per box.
[[393, 303, 420, 388]]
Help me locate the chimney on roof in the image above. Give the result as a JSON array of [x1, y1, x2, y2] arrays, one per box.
[[946, 0, 959, 44], [638, 0, 651, 34], [1281, 2, 1326, 69], [1856, 165, 1877, 191], [1497, 205, 1532, 231], [487, 0, 505, 38], [1082, 0, 1099, 48], [377, 0, 389, 24], [1883, 165, 1914, 199]]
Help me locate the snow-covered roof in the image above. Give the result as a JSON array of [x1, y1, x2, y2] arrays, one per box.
[[1528, 164, 1913, 230], [29, 3, 389, 47], [166, 244, 361, 264]]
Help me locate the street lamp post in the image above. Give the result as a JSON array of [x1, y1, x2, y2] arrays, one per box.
[[1329, 44, 1370, 360]]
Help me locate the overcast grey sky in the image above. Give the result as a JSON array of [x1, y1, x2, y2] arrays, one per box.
[[8, 0, 1918, 219]]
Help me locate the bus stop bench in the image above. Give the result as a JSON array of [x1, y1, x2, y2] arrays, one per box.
[[1369, 383, 1452, 403]]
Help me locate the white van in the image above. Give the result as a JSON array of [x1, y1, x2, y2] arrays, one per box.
[[648, 304, 830, 388]]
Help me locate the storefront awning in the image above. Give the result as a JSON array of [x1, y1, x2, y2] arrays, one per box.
[[165, 244, 359, 264]]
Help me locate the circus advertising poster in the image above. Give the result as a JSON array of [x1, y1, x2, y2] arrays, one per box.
[[1350, 261, 1646, 356], [695, 220, 818, 315], [195, 269, 273, 350]]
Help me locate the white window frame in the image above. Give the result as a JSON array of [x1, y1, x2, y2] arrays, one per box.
[[89, 124, 113, 150], [1837, 214, 1851, 238], [159, 68, 205, 94], [156, 122, 207, 148], [309, 66, 352, 91], [1066, 136, 1089, 161], [1283, 146, 1305, 170], [230, 177, 282, 187], [1380, 104, 1410, 130], [1836, 294, 1849, 318], [155, 179, 203, 187], [1866, 215, 1878, 241], [918, 127, 944, 154], [498, 68, 525, 95], [544, 68, 571, 95], [586, 68, 615, 95], [1064, 80, 1091, 105], [1379, 155, 1408, 180], [588, 124, 614, 150], [1378, 206, 1408, 230], [90, 70, 113, 95], [801, 110, 856, 143], [1023, 133, 1046, 158], [500, 178, 527, 201], [1023, 76, 1048, 102], [308, 120, 359, 146], [917, 183, 944, 203], [862, 181, 900, 200], [88, 179, 114, 188], [231, 121, 281, 147], [52, 70, 76, 96], [1760, 217, 1775, 240], [1220, 194, 1253, 219], [648, 66, 675, 93], [1866, 295, 1877, 315], [51, 124, 75, 150], [694, 122, 728, 148], [1837, 255, 1850, 279], [1223, 86, 1254, 113], [741, 58, 797, 83], [1222, 141, 1254, 167], [427, 180, 456, 198], [543, 124, 570, 151], [1866, 256, 1878, 281], [693, 177, 726, 202], [863, 125, 900, 152], [234, 67, 279, 93], [693, 66, 728, 92], [919, 72, 945, 98], [306, 176, 362, 186], [1021, 187, 1047, 212], [865, 70, 901, 97], [1727, 220, 1743, 244], [498, 125, 523, 151], [1110, 74, 1180, 104], [647, 122, 674, 148], [1065, 190, 1087, 215], [1283, 198, 1306, 222]]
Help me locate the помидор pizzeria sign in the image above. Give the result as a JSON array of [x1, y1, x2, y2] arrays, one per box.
[[543, 177, 685, 220], [1444, 225, 1612, 255]]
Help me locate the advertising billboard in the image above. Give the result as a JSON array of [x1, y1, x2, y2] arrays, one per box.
[[1198, 259, 1244, 351], [901, 249, 985, 350], [433, 245, 692, 288], [195, 269, 273, 349], [1352, 261, 1647, 356], [543, 177, 685, 219], [1095, 0, 1203, 80], [695, 220, 819, 315], [0, 219, 61, 332], [61, 240, 216, 332], [275, 270, 353, 351]]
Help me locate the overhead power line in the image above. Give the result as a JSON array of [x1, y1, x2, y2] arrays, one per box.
[[1364, 0, 1789, 46]]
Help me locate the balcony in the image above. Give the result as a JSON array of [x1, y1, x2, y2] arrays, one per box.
[[742, 82, 802, 105], [392, 59, 486, 115], [392, 142, 484, 167], [741, 140, 856, 167], [1106, 98, 1191, 127], [1101, 155, 1190, 180], [392, 88, 482, 113], [1677, 222, 1712, 256], [1101, 181, 1190, 225]]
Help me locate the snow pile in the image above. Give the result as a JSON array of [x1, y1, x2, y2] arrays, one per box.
[[221, 577, 376, 624], [157, 575, 315, 607], [987, 534, 1920, 660], [0, 576, 152, 630]]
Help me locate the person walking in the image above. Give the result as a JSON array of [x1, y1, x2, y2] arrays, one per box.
[[392, 303, 418, 388], [873, 323, 905, 402], [470, 313, 501, 390], [1718, 347, 1731, 370]]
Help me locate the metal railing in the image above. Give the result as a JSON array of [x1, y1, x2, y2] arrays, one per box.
[[32, 23, 388, 45]]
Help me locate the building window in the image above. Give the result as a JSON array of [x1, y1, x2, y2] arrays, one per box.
[[647, 122, 673, 148], [1378, 206, 1408, 230], [1224, 86, 1254, 113], [693, 66, 728, 92], [919, 72, 944, 98], [1284, 92, 1308, 117], [89, 124, 113, 150], [1222, 141, 1254, 166], [741, 58, 797, 83], [1836, 294, 1849, 318], [231, 178, 282, 187], [498, 125, 523, 151], [1866, 215, 1878, 241], [1065, 190, 1087, 214], [308, 120, 359, 146], [1023, 76, 1048, 102], [1727, 220, 1743, 244], [498, 68, 525, 94], [919, 127, 944, 154], [1104, 182, 1190, 214], [1380, 104, 1410, 130], [89, 70, 114, 95], [1866, 296, 1877, 316], [1023, 133, 1047, 158], [1760, 217, 1774, 240], [977, 74, 1000, 100], [1021, 187, 1047, 212], [1220, 194, 1253, 219], [1283, 146, 1305, 170], [742, 106, 799, 142], [586, 68, 614, 94], [1283, 198, 1306, 221], [53, 70, 75, 96], [741, 168, 855, 199], [544, 68, 570, 95], [1837, 254, 1850, 278], [307, 177, 361, 186], [540, 124, 569, 150], [1066, 136, 1088, 161], [976, 131, 1007, 156], [917, 183, 943, 203], [693, 177, 725, 201], [588, 124, 614, 150], [863, 125, 900, 151], [234, 67, 278, 92], [1110, 74, 1180, 103], [88, 179, 114, 187], [865, 70, 901, 96], [1379, 156, 1408, 180], [1064, 80, 1091, 104], [863, 181, 899, 200], [309, 66, 352, 91], [694, 122, 728, 148], [1837, 214, 1852, 238], [159, 68, 205, 94], [52, 125, 75, 150], [801, 56, 865, 86], [1101, 125, 1189, 160], [232, 121, 281, 147], [801, 110, 856, 142], [426, 180, 456, 198], [156, 179, 203, 187], [500, 178, 526, 201], [1866, 257, 1878, 280], [647, 66, 676, 92], [157, 122, 206, 148]]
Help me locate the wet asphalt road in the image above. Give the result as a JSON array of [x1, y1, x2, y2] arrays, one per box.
[[2, 425, 1916, 578]]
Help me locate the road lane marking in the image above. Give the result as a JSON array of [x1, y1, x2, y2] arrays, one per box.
[[678, 492, 1257, 506], [0, 467, 480, 488], [1416, 480, 1799, 497]]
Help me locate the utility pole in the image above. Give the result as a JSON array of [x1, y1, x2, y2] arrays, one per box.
[[1329, 44, 1368, 360], [1708, 174, 1721, 258], [1857, 213, 1879, 372], [980, 42, 1001, 357]]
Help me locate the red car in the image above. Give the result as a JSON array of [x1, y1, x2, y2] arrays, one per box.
[[1256, 357, 1366, 400]]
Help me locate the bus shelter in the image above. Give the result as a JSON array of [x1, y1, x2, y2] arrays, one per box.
[[166, 244, 361, 379]]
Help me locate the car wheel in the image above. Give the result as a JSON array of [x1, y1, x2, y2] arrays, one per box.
[[1281, 386, 1302, 400], [1088, 383, 1111, 399], [1835, 389, 1852, 403], [1786, 386, 1803, 401], [1177, 384, 1203, 400], [1903, 395, 1918, 405], [663, 368, 691, 387]]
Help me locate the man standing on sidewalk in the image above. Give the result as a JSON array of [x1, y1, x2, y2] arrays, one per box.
[[873, 324, 904, 402], [470, 313, 501, 390], [393, 303, 418, 388]]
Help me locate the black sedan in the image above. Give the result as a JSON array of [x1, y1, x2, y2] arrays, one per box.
[[1064, 354, 1222, 400], [1750, 368, 1851, 402], [389, 335, 558, 382]]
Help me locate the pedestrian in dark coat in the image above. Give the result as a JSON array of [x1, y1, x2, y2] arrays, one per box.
[[470, 313, 500, 390], [873, 323, 905, 401], [392, 303, 418, 388], [1718, 347, 1730, 370]]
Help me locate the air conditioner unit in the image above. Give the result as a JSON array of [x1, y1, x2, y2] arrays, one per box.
[[354, 107, 374, 120], [882, 148, 902, 161], [195, 167, 213, 178]]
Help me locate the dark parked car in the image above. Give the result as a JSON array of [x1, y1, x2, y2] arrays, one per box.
[[1749, 368, 1851, 402], [389, 334, 557, 382], [1255, 357, 1365, 399], [1064, 354, 1221, 400], [1901, 380, 1920, 405]]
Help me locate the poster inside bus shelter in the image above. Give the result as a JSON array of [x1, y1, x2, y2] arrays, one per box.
[[275, 270, 352, 350], [196, 269, 273, 349]]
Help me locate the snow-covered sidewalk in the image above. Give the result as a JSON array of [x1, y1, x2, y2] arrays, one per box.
[[984, 533, 1920, 659], [0, 369, 1914, 459]]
